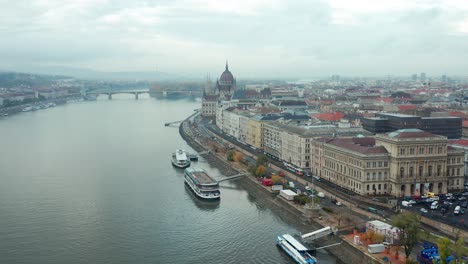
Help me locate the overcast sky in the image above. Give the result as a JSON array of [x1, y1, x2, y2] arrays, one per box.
[[1, 0, 468, 78]]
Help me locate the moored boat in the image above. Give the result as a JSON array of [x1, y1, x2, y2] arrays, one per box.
[[171, 149, 190, 168], [184, 167, 220, 200], [187, 153, 198, 161], [22, 106, 32, 112], [277, 234, 317, 264]]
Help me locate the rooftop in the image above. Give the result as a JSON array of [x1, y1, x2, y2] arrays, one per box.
[[327, 137, 389, 155], [384, 129, 444, 139], [378, 112, 418, 118], [448, 139, 468, 147], [185, 167, 217, 185]]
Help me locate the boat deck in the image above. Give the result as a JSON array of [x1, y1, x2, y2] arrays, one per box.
[[186, 168, 217, 185]]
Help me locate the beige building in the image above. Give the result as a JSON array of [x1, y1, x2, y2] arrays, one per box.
[[201, 95, 217, 117], [319, 129, 465, 197], [375, 129, 464, 197], [322, 137, 390, 195], [263, 122, 282, 158]]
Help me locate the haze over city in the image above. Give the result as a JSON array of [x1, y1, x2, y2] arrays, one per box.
[[2, 0, 468, 78]]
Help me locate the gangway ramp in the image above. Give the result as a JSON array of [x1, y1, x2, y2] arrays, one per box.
[[301, 226, 332, 242], [198, 150, 211, 155], [216, 173, 246, 183]]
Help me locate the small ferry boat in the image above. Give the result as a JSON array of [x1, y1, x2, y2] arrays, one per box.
[[171, 149, 190, 168], [184, 167, 220, 200], [187, 153, 198, 161], [277, 234, 317, 264], [22, 106, 32, 112]]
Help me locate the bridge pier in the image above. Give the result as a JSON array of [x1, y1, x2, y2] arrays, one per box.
[[135, 93, 139, 100], [108, 93, 112, 100]]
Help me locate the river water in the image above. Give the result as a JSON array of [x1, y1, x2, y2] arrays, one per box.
[[0, 94, 337, 264]]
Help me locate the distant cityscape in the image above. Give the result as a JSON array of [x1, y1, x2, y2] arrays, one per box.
[[201, 63, 468, 198], [2, 65, 468, 198]]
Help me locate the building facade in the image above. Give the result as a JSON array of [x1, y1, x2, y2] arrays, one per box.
[[322, 137, 390, 196], [375, 129, 465, 196], [318, 129, 465, 197], [362, 113, 462, 139]]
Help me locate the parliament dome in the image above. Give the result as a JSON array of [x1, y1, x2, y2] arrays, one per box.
[[219, 62, 234, 85]]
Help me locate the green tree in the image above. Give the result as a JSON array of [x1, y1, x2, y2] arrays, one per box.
[[437, 237, 452, 264], [313, 196, 320, 204], [226, 150, 235, 161], [256, 154, 268, 167], [293, 194, 311, 205], [405, 259, 419, 264], [392, 212, 421, 258], [453, 237, 467, 263]]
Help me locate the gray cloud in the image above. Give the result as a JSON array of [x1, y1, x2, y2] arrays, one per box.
[[1, 0, 468, 78]]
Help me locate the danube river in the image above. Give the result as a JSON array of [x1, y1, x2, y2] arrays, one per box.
[[0, 94, 337, 264]]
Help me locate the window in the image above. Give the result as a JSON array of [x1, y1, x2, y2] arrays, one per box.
[[367, 185, 370, 191], [419, 166, 423, 177], [409, 148, 415, 155], [367, 162, 370, 168], [457, 168, 460, 175], [438, 147, 442, 154], [429, 147, 433, 154], [372, 162, 376, 168], [409, 167, 414, 177], [419, 148, 424, 154], [457, 157, 461, 164], [384, 161, 388, 167], [378, 172, 382, 180], [384, 172, 388, 179], [378, 161, 382, 167], [437, 165, 441, 176], [378, 184, 381, 190], [384, 184, 387, 189], [367, 173, 370, 180], [372, 172, 376, 180], [400, 148, 406, 155], [428, 165, 432, 177], [400, 167, 404, 178]]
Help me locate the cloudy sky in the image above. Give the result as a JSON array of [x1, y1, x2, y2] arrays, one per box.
[[1, 0, 468, 78]]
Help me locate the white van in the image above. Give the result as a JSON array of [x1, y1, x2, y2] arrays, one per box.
[[454, 205, 461, 215], [430, 201, 438, 210], [402, 201, 412, 207]]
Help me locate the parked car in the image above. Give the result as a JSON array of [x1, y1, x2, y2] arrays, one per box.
[[441, 207, 448, 214], [336, 201, 342, 206], [420, 208, 428, 213], [454, 206, 461, 215], [402, 201, 412, 207], [462, 201, 468, 208]]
